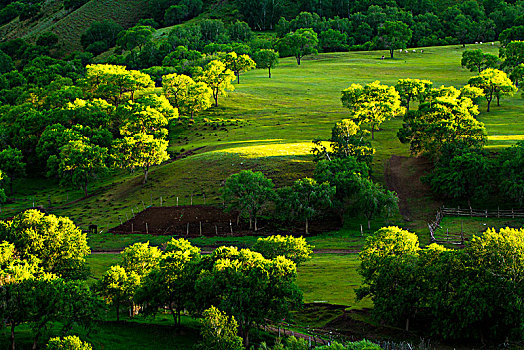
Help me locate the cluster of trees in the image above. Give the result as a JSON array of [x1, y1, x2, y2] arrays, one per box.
[[0, 0, 45, 25], [97, 235, 312, 347], [0, 210, 98, 349], [358, 226, 524, 341]]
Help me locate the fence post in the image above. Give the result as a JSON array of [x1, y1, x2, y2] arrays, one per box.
[[498, 206, 500, 218], [191, 194, 193, 205], [230, 220, 233, 235], [215, 225, 218, 235], [186, 223, 189, 236], [131, 209, 134, 217], [199, 221, 202, 235], [485, 209, 488, 218], [146, 222, 149, 234], [512, 208, 515, 219], [131, 223, 134, 233], [177, 197, 179, 206], [160, 196, 163, 207], [203, 194, 206, 205]]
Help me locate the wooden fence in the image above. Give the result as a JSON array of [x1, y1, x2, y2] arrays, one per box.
[[428, 206, 524, 246]]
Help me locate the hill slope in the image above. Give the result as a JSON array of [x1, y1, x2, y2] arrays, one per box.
[[0, 0, 149, 51]]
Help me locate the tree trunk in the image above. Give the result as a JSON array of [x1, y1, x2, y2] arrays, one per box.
[[305, 218, 309, 235], [368, 218, 371, 230], [214, 90, 218, 107], [191, 110, 194, 121], [487, 99, 491, 112], [405, 317, 410, 331], [462, 43, 466, 48], [249, 217, 252, 230], [237, 72, 240, 84], [268, 67, 271, 78], [371, 126, 375, 140], [143, 165, 149, 184], [296, 56, 301, 65], [390, 49, 394, 59], [10, 322, 15, 350], [169, 304, 177, 326], [496, 94, 500, 106], [254, 216, 257, 231]]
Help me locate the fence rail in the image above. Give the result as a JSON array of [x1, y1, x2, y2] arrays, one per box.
[[428, 205, 524, 246]]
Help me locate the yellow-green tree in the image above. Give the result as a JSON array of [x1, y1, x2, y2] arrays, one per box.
[[394, 78, 433, 111], [223, 52, 256, 84], [468, 68, 517, 111], [197, 60, 235, 107], [341, 81, 403, 139], [162, 73, 212, 118]]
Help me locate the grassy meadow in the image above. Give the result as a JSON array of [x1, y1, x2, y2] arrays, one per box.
[[5, 43, 522, 240]]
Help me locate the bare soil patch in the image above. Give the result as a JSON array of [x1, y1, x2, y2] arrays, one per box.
[[109, 205, 342, 237], [384, 155, 441, 221]]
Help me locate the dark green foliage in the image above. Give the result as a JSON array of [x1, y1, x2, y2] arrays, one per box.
[[228, 21, 253, 42], [498, 141, 524, 205], [81, 20, 123, 55], [461, 49, 499, 73], [36, 32, 59, 49], [63, 0, 89, 10], [197, 306, 243, 350], [277, 28, 318, 65]]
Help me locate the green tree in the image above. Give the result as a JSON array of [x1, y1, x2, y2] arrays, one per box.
[[223, 52, 256, 84], [162, 73, 213, 118], [197, 248, 301, 347], [341, 81, 403, 139], [357, 226, 421, 330], [46, 336, 92, 350], [394, 79, 433, 111], [398, 86, 487, 158], [253, 49, 279, 78], [0, 171, 6, 204], [355, 178, 398, 230], [115, 133, 169, 184], [57, 140, 108, 198], [82, 64, 154, 106], [376, 21, 412, 59], [80, 20, 123, 55], [277, 178, 335, 234], [120, 241, 162, 277], [197, 60, 236, 107], [509, 63, 524, 87], [139, 240, 201, 326], [117, 25, 155, 52], [0, 147, 25, 195], [278, 28, 319, 66], [253, 235, 313, 265], [468, 68, 517, 111], [461, 49, 499, 73], [198, 306, 244, 350], [228, 21, 253, 42], [98, 265, 140, 322], [0, 210, 90, 279], [222, 170, 275, 231], [425, 148, 493, 206], [319, 29, 349, 52], [498, 141, 524, 205]]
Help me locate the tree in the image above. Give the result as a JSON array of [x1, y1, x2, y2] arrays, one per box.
[[278, 28, 319, 65], [197, 60, 236, 106], [394, 79, 432, 112], [98, 265, 140, 322], [425, 147, 493, 206], [355, 178, 398, 230], [0, 147, 25, 195], [500, 41, 524, 82], [80, 20, 123, 55], [498, 141, 524, 205], [222, 170, 275, 231], [0, 210, 90, 279], [253, 49, 279, 78], [357, 226, 421, 331], [398, 86, 487, 158], [461, 49, 499, 73], [376, 21, 412, 59], [117, 25, 155, 52], [253, 235, 313, 265], [162, 73, 212, 118], [223, 52, 256, 84], [198, 306, 243, 350], [228, 21, 253, 42], [82, 64, 155, 106], [115, 133, 169, 184], [341, 81, 403, 139], [468, 68, 517, 111], [319, 29, 349, 52], [139, 241, 201, 326], [57, 140, 108, 198], [36, 33, 59, 50], [277, 178, 335, 234], [120, 241, 162, 277], [196, 248, 301, 347], [46, 336, 92, 350], [0, 171, 6, 204], [509, 63, 524, 87]]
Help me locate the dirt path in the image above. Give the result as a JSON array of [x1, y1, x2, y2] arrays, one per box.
[[384, 155, 440, 221]]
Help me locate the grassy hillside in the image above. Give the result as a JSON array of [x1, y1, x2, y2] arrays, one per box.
[[2, 44, 522, 246], [0, 0, 148, 51]]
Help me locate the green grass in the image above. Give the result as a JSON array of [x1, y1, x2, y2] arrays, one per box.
[[297, 254, 371, 310], [2, 44, 523, 250]]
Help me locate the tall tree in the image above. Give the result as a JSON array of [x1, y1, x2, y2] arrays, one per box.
[[222, 170, 275, 231], [461, 49, 499, 73], [376, 21, 412, 59], [199, 307, 243, 350], [341, 81, 403, 139], [355, 178, 398, 230], [253, 49, 279, 78], [395, 79, 433, 111], [98, 265, 140, 322], [468, 68, 517, 111], [223, 52, 256, 84], [278, 28, 319, 65], [0, 147, 25, 195], [253, 235, 313, 265], [196, 60, 236, 107], [162, 73, 213, 118]]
